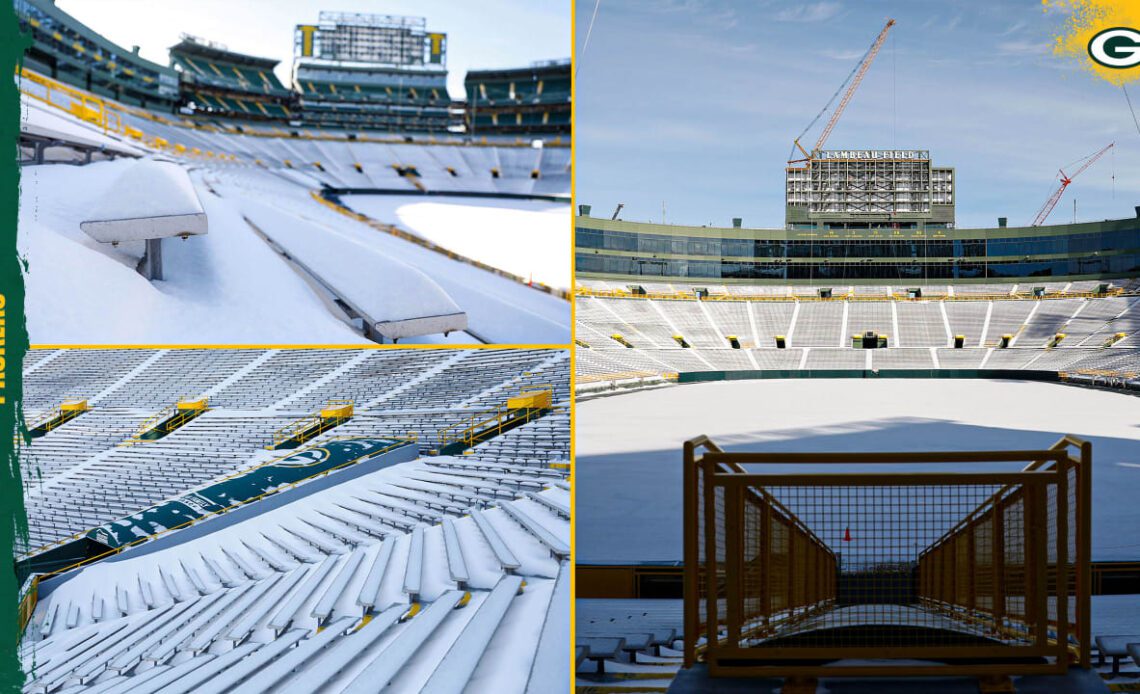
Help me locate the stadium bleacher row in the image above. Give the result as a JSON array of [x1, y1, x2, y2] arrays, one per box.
[[22, 348, 569, 549], [95, 102, 573, 197], [20, 347, 570, 692], [575, 289, 1140, 386]]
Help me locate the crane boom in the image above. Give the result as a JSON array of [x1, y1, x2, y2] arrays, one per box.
[[790, 19, 895, 163], [812, 19, 895, 153], [1029, 142, 1114, 226]]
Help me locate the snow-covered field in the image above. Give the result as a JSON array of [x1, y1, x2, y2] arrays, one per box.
[[342, 195, 570, 290], [577, 379, 1140, 563]]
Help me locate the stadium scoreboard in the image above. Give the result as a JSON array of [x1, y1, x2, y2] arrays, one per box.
[[295, 12, 446, 66]]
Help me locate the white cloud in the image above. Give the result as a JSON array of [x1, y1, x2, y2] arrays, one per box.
[[997, 40, 1050, 56], [823, 48, 865, 61], [774, 2, 842, 23]]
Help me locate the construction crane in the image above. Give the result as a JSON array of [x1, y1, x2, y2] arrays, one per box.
[[1029, 143, 1114, 226], [789, 18, 895, 165]]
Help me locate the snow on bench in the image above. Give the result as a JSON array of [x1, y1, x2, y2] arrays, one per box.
[[155, 642, 260, 694], [119, 651, 217, 694], [80, 160, 207, 243], [421, 575, 524, 694], [470, 509, 521, 574], [500, 502, 570, 559], [441, 518, 470, 589], [21, 97, 145, 158], [185, 574, 285, 654], [1097, 634, 1140, 676], [225, 567, 310, 643], [241, 201, 467, 342], [261, 530, 323, 564], [525, 563, 570, 694], [311, 550, 366, 625], [189, 628, 307, 694], [267, 557, 340, 634], [340, 590, 465, 693], [404, 526, 425, 602], [210, 615, 354, 692], [105, 595, 210, 673], [143, 585, 252, 664], [275, 604, 405, 694], [524, 490, 569, 519], [357, 538, 396, 612]]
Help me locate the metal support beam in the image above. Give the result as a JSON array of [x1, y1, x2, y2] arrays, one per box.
[[138, 238, 164, 281]]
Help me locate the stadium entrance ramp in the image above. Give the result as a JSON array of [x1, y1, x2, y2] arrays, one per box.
[[682, 434, 1092, 689]]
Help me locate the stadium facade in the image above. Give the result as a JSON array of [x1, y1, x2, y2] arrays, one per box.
[[576, 210, 1140, 283]]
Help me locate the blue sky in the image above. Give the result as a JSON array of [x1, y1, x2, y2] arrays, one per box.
[[56, 0, 569, 99], [574, 0, 1140, 229]]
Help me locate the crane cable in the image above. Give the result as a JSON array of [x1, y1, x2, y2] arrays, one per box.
[[1124, 83, 1140, 139], [787, 39, 874, 160], [576, 0, 603, 78]]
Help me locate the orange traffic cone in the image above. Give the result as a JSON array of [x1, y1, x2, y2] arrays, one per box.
[[843, 527, 852, 542]]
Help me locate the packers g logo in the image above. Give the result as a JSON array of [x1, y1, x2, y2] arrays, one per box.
[[1087, 27, 1140, 69]]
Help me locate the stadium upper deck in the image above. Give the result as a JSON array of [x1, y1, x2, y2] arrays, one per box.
[[14, 0, 570, 136], [465, 60, 571, 136], [171, 36, 294, 122]]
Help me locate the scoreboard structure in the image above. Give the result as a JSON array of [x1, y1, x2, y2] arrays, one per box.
[[786, 150, 955, 231], [295, 12, 446, 66]]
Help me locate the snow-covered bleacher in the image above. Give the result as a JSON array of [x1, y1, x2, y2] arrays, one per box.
[[20, 347, 570, 692], [19, 68, 571, 346], [576, 289, 1140, 387]]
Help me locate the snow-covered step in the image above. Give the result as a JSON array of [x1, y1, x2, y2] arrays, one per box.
[[404, 526, 425, 601], [441, 518, 470, 589], [275, 604, 405, 694], [340, 591, 465, 692], [421, 575, 524, 693], [357, 538, 396, 612], [500, 503, 569, 559], [311, 550, 366, 625], [471, 510, 522, 573], [267, 558, 340, 634]]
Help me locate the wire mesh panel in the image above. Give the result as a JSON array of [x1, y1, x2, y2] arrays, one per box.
[[682, 437, 1090, 678]]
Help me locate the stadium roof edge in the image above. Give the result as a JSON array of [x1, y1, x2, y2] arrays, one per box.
[[169, 38, 280, 69], [20, 0, 177, 77]]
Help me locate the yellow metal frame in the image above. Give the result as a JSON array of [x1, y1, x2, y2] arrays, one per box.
[[121, 396, 209, 446], [438, 386, 554, 449], [271, 399, 355, 448], [27, 399, 88, 433], [682, 435, 1092, 679]]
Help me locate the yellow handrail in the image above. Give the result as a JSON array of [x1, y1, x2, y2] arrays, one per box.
[[270, 399, 355, 448]]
